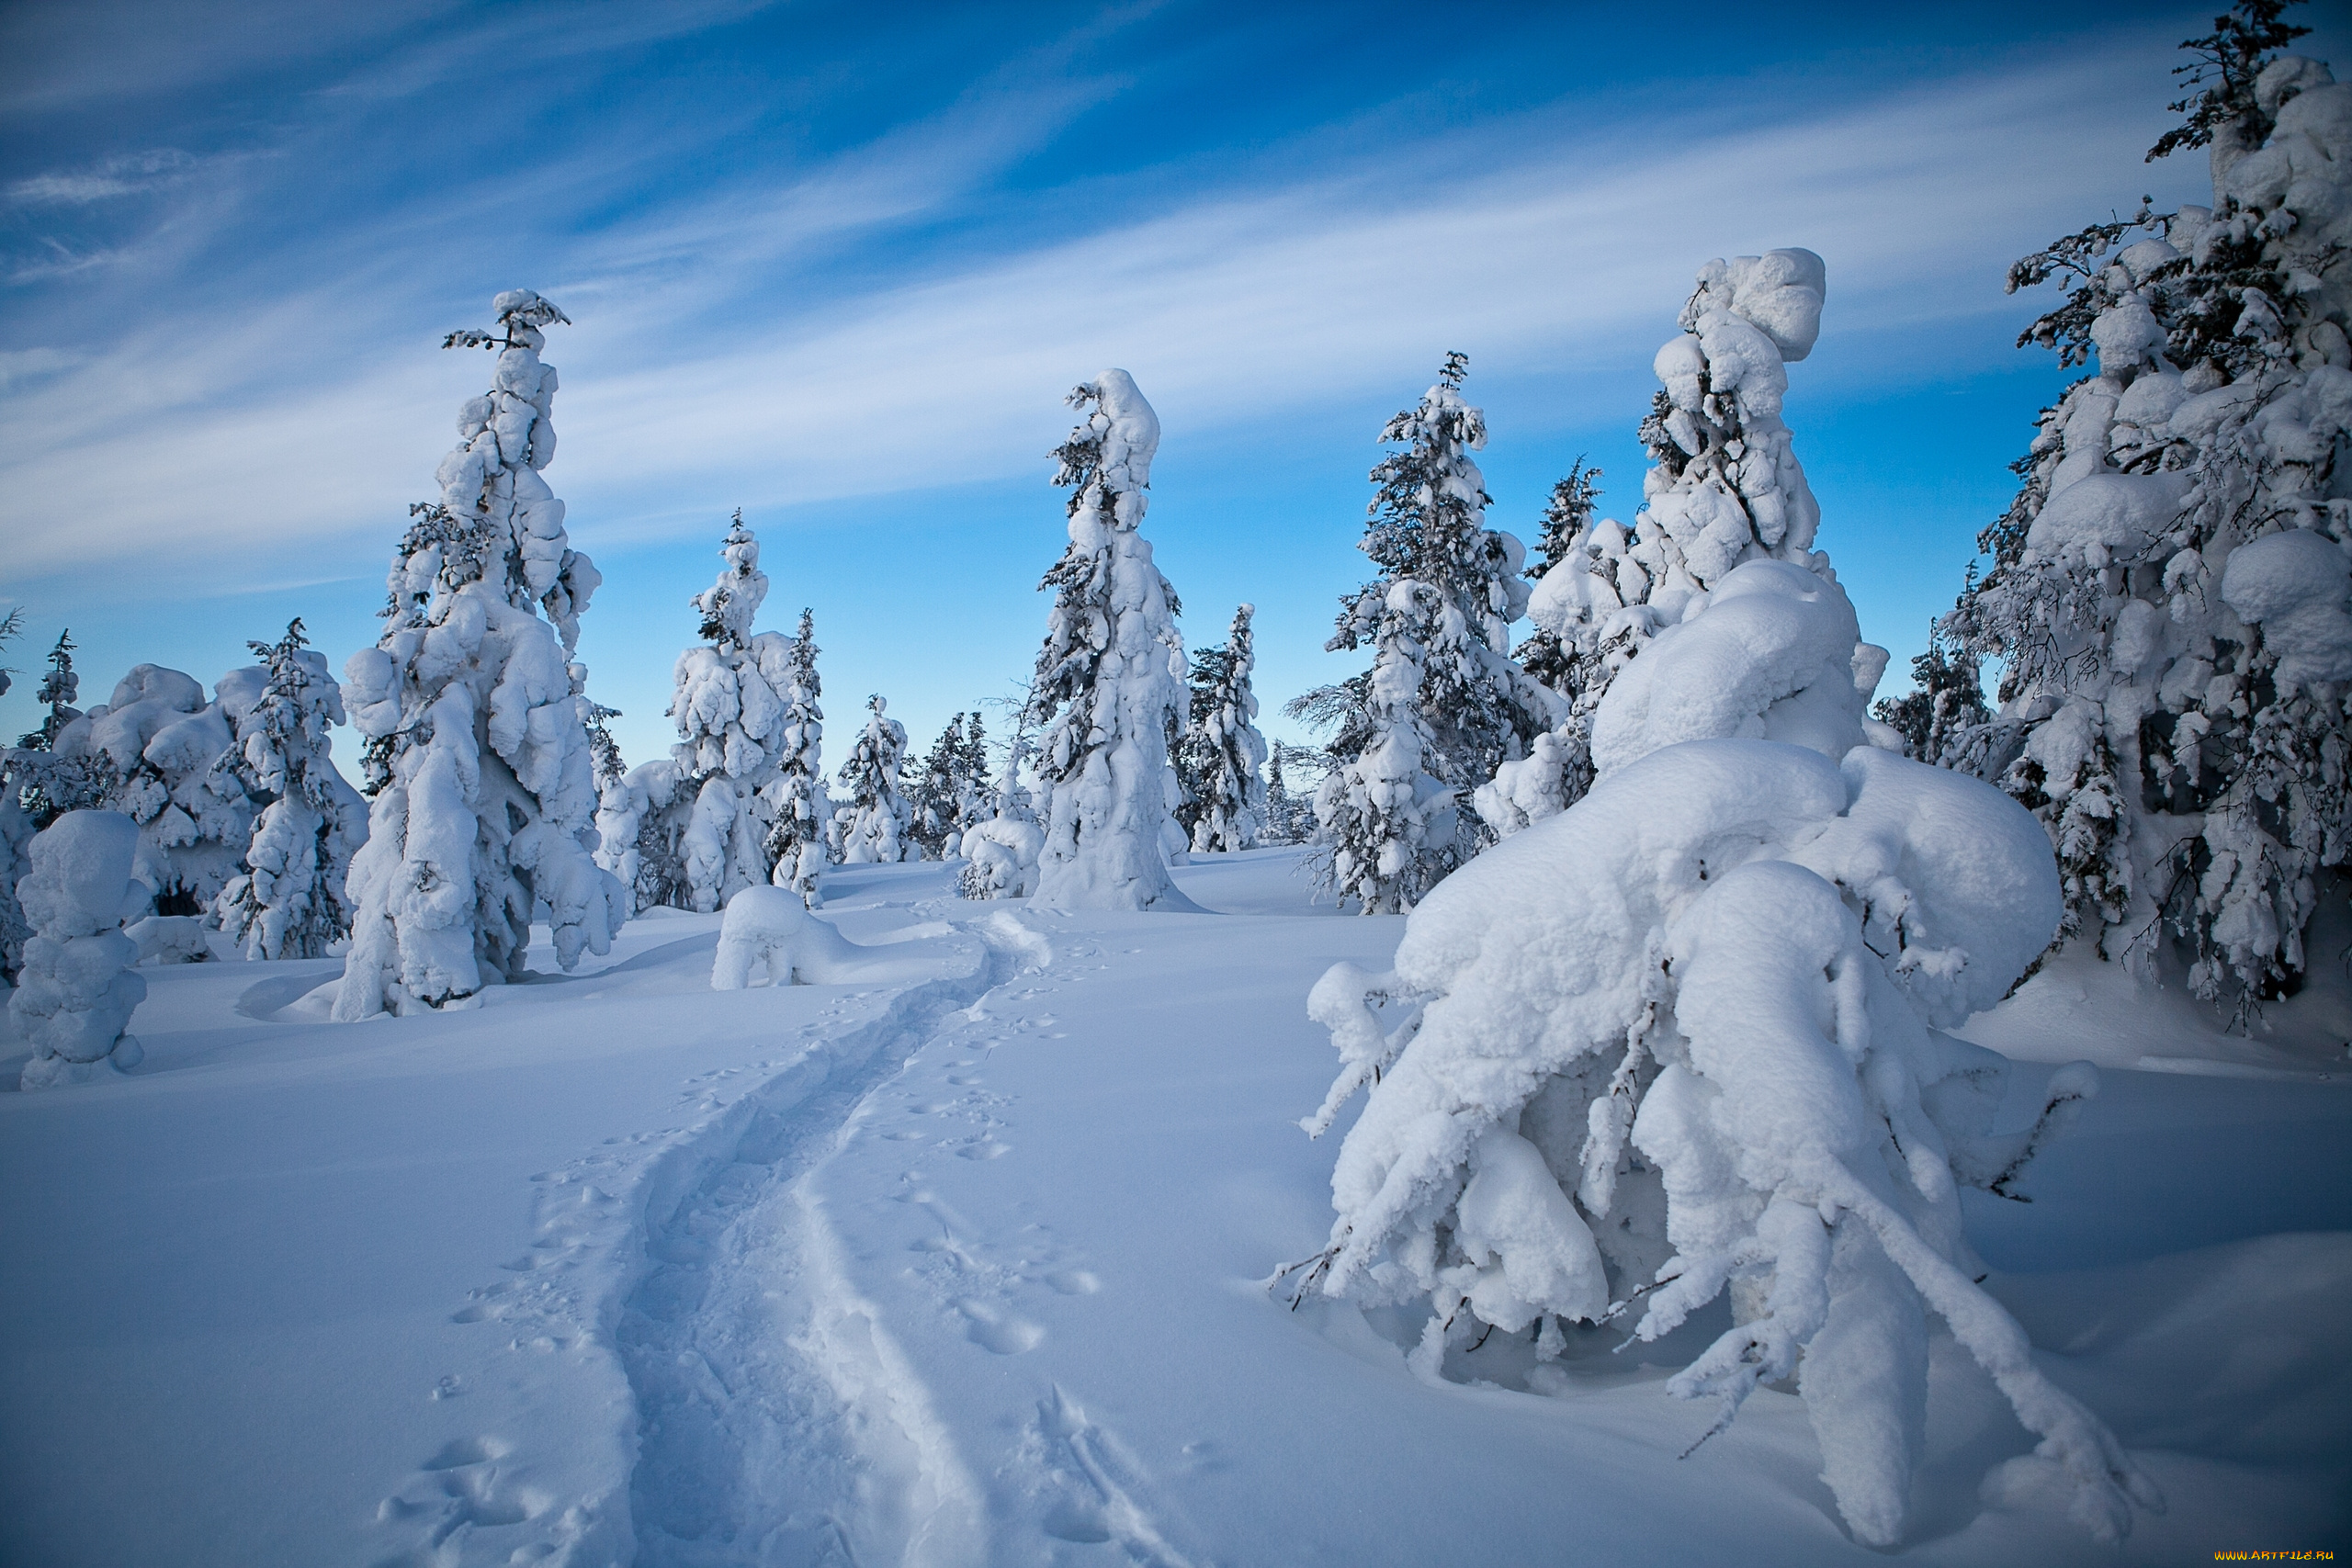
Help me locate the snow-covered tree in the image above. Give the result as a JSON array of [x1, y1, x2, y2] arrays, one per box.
[[11, 629, 111, 830], [668, 511, 801, 912], [1314, 354, 1554, 907], [763, 608, 830, 906], [1495, 253, 1836, 837], [1180, 604, 1269, 853], [210, 620, 368, 960], [1932, 12, 2350, 1016], [1259, 740, 1326, 847], [335, 289, 626, 1018], [833, 694, 912, 865], [594, 758, 687, 915], [909, 713, 989, 861], [582, 698, 626, 794], [43, 664, 258, 918], [1023, 369, 1198, 912], [13, 810, 148, 1089], [1288, 558, 2157, 1549], [18, 628, 82, 750]]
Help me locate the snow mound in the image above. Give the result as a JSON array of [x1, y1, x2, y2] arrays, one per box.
[[11, 810, 149, 1089], [2219, 527, 2352, 695]]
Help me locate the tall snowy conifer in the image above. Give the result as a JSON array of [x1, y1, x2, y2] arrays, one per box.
[[1181, 604, 1269, 853], [211, 620, 367, 959], [763, 608, 829, 905], [834, 695, 912, 864], [669, 511, 800, 912], [1934, 8, 2350, 1015], [909, 714, 976, 861], [1315, 354, 1553, 908], [1024, 370, 1198, 912], [1490, 253, 1842, 837], [335, 290, 626, 1018]]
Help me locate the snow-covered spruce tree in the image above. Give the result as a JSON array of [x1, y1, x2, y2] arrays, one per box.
[[1289, 558, 2156, 1548], [582, 698, 626, 795], [45, 664, 259, 919], [833, 694, 912, 865], [334, 289, 626, 1018], [1180, 604, 1269, 853], [1487, 254, 1838, 839], [668, 511, 803, 912], [1872, 631, 1991, 763], [0, 611, 33, 983], [210, 619, 368, 960], [1935, 11, 2351, 1014], [1314, 354, 1554, 907], [1023, 369, 1199, 912], [763, 608, 830, 906], [13, 810, 148, 1089], [908, 713, 978, 861], [12, 630, 112, 829]]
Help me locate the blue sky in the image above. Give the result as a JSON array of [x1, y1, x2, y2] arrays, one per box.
[[5, 0, 2346, 776]]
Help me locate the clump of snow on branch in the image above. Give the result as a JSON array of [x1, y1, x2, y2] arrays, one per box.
[[336, 290, 627, 1018], [1024, 369, 1199, 912], [832, 695, 913, 865], [1293, 558, 2154, 1547], [211, 619, 367, 960], [12, 809, 149, 1089], [1932, 39, 2351, 1016], [1501, 252, 1842, 836], [1180, 604, 1270, 853]]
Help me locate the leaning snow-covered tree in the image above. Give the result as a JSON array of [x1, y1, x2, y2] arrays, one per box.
[[1315, 354, 1555, 908], [668, 511, 802, 912], [1180, 604, 1270, 853], [1023, 369, 1199, 912], [1287, 558, 2158, 1549], [1934, 7, 2350, 1016], [210, 619, 368, 960], [334, 289, 627, 1018], [833, 694, 912, 865], [763, 608, 830, 906], [1490, 252, 1838, 838]]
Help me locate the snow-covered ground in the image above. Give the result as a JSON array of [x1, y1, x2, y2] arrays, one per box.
[[3, 848, 2346, 1566]]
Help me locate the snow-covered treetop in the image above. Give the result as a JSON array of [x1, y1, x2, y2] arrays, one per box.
[[692, 510, 769, 653], [1052, 368, 1160, 529], [382, 289, 598, 654]]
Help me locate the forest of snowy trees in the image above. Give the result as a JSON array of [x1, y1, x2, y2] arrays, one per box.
[[1, 9, 2345, 1547]]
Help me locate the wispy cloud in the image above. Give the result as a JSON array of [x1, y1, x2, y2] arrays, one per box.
[[6, 149, 201, 206], [0, 35, 2201, 589]]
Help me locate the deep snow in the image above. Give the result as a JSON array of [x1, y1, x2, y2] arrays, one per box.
[[2, 849, 2346, 1566]]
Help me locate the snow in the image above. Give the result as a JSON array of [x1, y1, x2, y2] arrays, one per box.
[[10, 809, 148, 1088], [0, 848, 2343, 1563], [2218, 525, 2352, 695]]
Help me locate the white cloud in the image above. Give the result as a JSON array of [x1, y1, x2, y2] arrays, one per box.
[[0, 32, 2200, 591]]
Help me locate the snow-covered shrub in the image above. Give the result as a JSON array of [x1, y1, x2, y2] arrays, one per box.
[[1024, 370, 1197, 911], [832, 695, 912, 865], [210, 620, 367, 960], [1180, 604, 1269, 853], [1292, 559, 2155, 1547], [127, 914, 212, 964], [959, 735, 1042, 900], [12, 810, 149, 1089], [1504, 252, 1834, 834], [668, 512, 799, 912], [710, 884, 868, 987], [1935, 25, 2352, 1014], [335, 290, 626, 1018], [763, 609, 830, 906], [1316, 353, 1555, 900]]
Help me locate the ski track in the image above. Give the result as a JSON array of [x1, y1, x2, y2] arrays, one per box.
[[620, 908, 1050, 1567]]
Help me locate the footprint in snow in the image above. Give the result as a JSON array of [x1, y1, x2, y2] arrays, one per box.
[[958, 1300, 1045, 1354]]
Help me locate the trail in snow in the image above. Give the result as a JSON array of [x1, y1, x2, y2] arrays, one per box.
[[620, 910, 1049, 1567]]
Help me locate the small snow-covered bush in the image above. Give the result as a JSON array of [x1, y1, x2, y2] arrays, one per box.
[[710, 885, 867, 988], [833, 695, 913, 865], [1293, 560, 2157, 1546], [12, 810, 149, 1089]]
